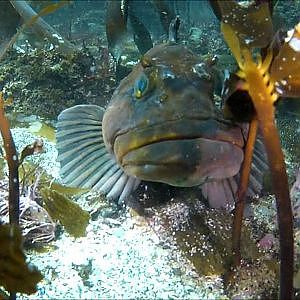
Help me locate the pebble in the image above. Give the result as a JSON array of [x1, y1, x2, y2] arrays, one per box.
[[19, 216, 226, 299]]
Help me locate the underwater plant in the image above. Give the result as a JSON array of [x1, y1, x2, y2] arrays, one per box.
[[0, 180, 56, 246], [210, 0, 300, 298], [1, 0, 77, 61], [0, 92, 20, 226], [0, 92, 43, 297]]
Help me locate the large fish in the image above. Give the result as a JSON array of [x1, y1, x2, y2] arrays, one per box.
[[56, 43, 267, 210]]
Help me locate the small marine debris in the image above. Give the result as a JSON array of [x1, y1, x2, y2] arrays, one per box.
[[257, 233, 278, 251], [19, 138, 44, 165], [0, 181, 56, 246], [0, 224, 43, 294]]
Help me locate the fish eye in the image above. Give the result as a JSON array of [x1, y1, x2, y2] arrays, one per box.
[[134, 74, 149, 99]]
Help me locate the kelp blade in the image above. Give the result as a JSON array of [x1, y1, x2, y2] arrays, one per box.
[[212, 0, 273, 48], [40, 188, 90, 238], [0, 224, 42, 294], [270, 23, 300, 97]]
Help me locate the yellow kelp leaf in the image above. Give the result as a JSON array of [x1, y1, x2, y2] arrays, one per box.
[[270, 22, 300, 97], [221, 22, 243, 69], [216, 0, 273, 48], [18, 162, 88, 199], [294, 268, 300, 288], [0, 224, 43, 294], [40, 188, 90, 238], [29, 121, 56, 143], [50, 182, 89, 196], [26, 1, 71, 27]]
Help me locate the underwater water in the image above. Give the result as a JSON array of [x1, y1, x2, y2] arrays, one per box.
[[0, 0, 299, 299]]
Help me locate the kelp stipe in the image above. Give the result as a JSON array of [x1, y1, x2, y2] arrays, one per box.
[[231, 118, 258, 266], [0, 92, 19, 226], [221, 17, 300, 300], [0, 93, 42, 298], [208, 0, 300, 298], [1, 1, 75, 61]]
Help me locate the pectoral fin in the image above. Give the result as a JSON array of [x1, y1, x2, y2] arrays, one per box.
[[56, 105, 140, 203], [201, 135, 269, 210]]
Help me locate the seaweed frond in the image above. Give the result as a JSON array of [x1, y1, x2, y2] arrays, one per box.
[[40, 187, 90, 238], [0, 224, 42, 294]]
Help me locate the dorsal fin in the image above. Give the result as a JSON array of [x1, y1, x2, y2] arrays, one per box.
[[168, 15, 180, 43]]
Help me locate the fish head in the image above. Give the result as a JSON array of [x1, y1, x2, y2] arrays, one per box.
[[103, 43, 245, 187]]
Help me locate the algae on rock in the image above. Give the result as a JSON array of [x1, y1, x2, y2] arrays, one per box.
[[0, 48, 115, 118]]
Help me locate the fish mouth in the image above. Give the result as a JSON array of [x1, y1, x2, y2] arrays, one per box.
[[113, 118, 244, 186]]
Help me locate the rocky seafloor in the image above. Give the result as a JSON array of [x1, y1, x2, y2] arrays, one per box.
[[2, 129, 227, 299], [0, 110, 297, 299]]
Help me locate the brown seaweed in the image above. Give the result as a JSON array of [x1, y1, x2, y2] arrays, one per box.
[[0, 92, 20, 226], [0, 224, 42, 294], [40, 187, 90, 238], [214, 2, 300, 298], [209, 0, 274, 48], [208, 0, 300, 298], [231, 118, 258, 266], [105, 0, 129, 61], [0, 93, 43, 296]]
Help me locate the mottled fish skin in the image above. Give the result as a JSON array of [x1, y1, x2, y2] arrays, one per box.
[[57, 43, 268, 209], [103, 43, 245, 187]]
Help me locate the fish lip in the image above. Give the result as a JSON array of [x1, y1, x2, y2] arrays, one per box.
[[120, 136, 242, 165], [113, 117, 244, 162], [112, 116, 239, 145], [111, 117, 198, 147], [121, 137, 244, 186]]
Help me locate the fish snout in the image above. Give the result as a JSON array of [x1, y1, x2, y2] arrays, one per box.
[[121, 137, 244, 187], [113, 119, 245, 187]]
